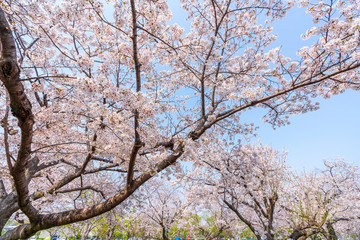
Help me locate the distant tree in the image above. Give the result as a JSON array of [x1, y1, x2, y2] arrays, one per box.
[[191, 141, 360, 240], [190, 142, 289, 239], [96, 210, 123, 240], [284, 160, 360, 239], [0, 0, 360, 238], [135, 178, 192, 240]]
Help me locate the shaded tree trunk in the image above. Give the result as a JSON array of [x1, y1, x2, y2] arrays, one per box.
[[223, 200, 261, 240], [162, 226, 168, 240], [105, 226, 116, 240], [0, 192, 18, 234], [327, 223, 338, 240], [81, 222, 92, 240]]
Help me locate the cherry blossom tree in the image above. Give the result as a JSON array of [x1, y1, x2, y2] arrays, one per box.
[[189, 141, 290, 239], [95, 210, 124, 240], [190, 141, 360, 240], [0, 0, 360, 238], [188, 202, 239, 240], [135, 178, 192, 240], [284, 160, 360, 239]]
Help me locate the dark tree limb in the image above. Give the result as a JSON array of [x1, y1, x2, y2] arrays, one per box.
[[0, 144, 184, 239], [0, 6, 39, 223], [223, 199, 262, 240]]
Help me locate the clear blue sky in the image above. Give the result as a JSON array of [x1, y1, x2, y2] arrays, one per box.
[[251, 7, 360, 171], [167, 2, 360, 171]]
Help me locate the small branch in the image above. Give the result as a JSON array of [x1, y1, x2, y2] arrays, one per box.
[[91, 156, 114, 163], [189, 62, 360, 140], [2, 92, 13, 172], [20, 75, 76, 81], [127, 0, 143, 188], [55, 186, 106, 199], [223, 199, 261, 240], [36, 158, 65, 171], [0, 179, 7, 200], [32, 142, 87, 153]]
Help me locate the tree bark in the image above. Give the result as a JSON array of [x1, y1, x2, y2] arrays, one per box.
[[0, 144, 183, 240], [326, 223, 338, 240], [0, 13, 185, 235], [0, 192, 18, 234], [223, 200, 261, 240], [106, 226, 116, 240], [162, 226, 168, 240]]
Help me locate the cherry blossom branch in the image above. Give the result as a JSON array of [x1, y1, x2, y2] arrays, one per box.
[[17, 37, 39, 65], [39, 25, 76, 61], [47, 154, 93, 194], [91, 156, 114, 163], [32, 142, 87, 153], [1, 144, 184, 239], [127, 0, 143, 188], [189, 62, 360, 140], [87, 0, 128, 36], [55, 186, 106, 199], [36, 158, 65, 172], [137, 26, 178, 52], [84, 163, 128, 174], [20, 75, 75, 81], [223, 199, 261, 240]]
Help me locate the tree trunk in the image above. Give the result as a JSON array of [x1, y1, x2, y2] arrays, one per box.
[[81, 223, 92, 240], [327, 223, 338, 240], [265, 232, 274, 240], [106, 226, 116, 240], [289, 229, 305, 240], [0, 193, 18, 235], [162, 226, 168, 240]]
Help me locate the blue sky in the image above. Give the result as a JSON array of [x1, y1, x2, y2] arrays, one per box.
[[167, 1, 360, 171]]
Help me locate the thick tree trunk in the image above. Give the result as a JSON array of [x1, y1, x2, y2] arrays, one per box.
[[0, 3, 185, 239], [265, 198, 276, 240]]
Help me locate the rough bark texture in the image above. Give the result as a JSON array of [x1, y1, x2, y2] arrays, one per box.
[[0, 4, 38, 231], [0, 192, 18, 232], [0, 145, 183, 239], [162, 226, 168, 240], [0, 6, 185, 239]]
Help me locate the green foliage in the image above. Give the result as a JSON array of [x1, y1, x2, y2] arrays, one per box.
[[168, 224, 189, 239], [238, 227, 256, 238], [348, 233, 359, 239]]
